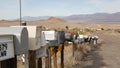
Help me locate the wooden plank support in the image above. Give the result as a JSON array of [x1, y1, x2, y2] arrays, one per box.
[[0, 55, 17, 68], [73, 43, 77, 57], [61, 44, 64, 68], [48, 48, 51, 68], [38, 58, 42, 68], [73, 43, 75, 57], [53, 49, 57, 68], [29, 50, 36, 68], [45, 56, 49, 68], [45, 44, 51, 68]]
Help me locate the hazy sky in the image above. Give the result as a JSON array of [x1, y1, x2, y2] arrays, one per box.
[[0, 0, 120, 20]]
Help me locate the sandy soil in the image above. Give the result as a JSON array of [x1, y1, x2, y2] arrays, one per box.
[[73, 31, 120, 68]]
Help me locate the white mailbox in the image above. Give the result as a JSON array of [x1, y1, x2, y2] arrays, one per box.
[[0, 27, 28, 55], [0, 34, 14, 61], [26, 26, 43, 50], [12, 26, 43, 50], [42, 31, 65, 46], [42, 31, 56, 41], [42, 31, 57, 46]]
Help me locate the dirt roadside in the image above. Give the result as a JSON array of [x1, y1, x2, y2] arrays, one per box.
[[79, 31, 120, 68]]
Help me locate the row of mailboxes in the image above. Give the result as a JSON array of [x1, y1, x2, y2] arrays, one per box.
[[0, 26, 44, 55], [0, 26, 46, 61], [0, 26, 65, 56]]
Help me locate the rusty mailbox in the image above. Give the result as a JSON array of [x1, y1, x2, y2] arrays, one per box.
[[0, 27, 28, 55]]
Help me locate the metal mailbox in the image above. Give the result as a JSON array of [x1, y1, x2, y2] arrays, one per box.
[[26, 26, 43, 50], [56, 31, 65, 44], [65, 32, 73, 42], [12, 26, 43, 50], [42, 31, 56, 41], [42, 31, 65, 46], [0, 34, 14, 61], [42, 30, 57, 46], [0, 27, 28, 55]]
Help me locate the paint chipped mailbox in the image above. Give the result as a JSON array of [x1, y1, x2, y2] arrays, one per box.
[[0, 34, 14, 61], [0, 27, 28, 55]]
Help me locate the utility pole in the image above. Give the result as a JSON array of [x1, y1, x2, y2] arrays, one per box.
[[19, 0, 22, 26]]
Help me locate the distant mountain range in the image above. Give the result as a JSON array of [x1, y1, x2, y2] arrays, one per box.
[[22, 16, 49, 21], [22, 12, 120, 22]]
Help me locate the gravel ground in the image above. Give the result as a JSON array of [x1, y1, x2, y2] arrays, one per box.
[[74, 31, 120, 68]]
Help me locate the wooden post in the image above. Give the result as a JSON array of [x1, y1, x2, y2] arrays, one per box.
[[53, 49, 57, 68], [0, 55, 17, 68], [0, 62, 1, 68], [73, 43, 75, 57], [28, 50, 36, 68], [38, 58, 42, 68], [45, 56, 49, 68], [45, 44, 51, 68], [48, 48, 51, 68], [45, 48, 51, 68], [45, 44, 48, 68], [61, 44, 64, 68]]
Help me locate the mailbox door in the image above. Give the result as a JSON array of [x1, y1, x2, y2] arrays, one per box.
[[57, 31, 65, 44], [0, 35, 14, 61], [27, 26, 42, 50], [42, 31, 56, 41], [36, 26, 42, 50]]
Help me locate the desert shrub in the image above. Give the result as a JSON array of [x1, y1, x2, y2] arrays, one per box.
[[101, 28, 104, 30], [114, 29, 120, 33], [85, 28, 94, 33]]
